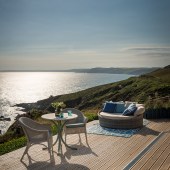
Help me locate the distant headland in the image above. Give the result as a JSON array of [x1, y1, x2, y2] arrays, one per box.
[[0, 67, 160, 75]]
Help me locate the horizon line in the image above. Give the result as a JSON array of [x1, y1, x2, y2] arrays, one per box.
[[0, 66, 161, 72]]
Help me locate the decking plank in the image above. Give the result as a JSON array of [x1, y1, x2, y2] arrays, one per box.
[[117, 122, 170, 170], [130, 133, 169, 170], [150, 138, 170, 170], [159, 152, 170, 170], [136, 136, 170, 170], [126, 122, 170, 170]]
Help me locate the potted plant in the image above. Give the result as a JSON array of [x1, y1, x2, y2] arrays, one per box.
[[51, 102, 66, 117]]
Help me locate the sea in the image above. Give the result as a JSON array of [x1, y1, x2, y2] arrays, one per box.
[[0, 72, 133, 134]]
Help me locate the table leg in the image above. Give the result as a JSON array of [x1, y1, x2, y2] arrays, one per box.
[[57, 121, 62, 154], [51, 120, 59, 146], [52, 120, 77, 155], [60, 134, 77, 150]]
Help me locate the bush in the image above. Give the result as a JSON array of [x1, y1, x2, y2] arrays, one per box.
[[144, 95, 170, 119], [0, 137, 27, 155], [84, 112, 98, 122], [0, 131, 15, 144], [51, 124, 58, 135]]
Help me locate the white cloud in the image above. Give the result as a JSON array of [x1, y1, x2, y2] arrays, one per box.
[[120, 45, 170, 67]]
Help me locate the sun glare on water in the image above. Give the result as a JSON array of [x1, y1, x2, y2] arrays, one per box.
[[3, 72, 72, 104]]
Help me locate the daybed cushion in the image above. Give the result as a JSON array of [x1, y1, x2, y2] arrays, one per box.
[[99, 112, 134, 120], [115, 103, 126, 113], [122, 103, 137, 116], [134, 106, 145, 116], [102, 102, 117, 113], [125, 101, 138, 107]]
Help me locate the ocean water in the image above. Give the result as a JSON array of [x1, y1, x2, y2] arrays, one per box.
[[0, 72, 133, 134]]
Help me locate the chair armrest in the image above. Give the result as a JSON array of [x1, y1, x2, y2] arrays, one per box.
[[84, 117, 88, 123], [21, 125, 51, 142], [22, 123, 51, 134], [35, 124, 51, 132]]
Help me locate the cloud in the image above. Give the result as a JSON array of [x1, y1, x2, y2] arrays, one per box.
[[122, 46, 170, 58], [63, 49, 98, 55], [124, 46, 170, 52], [118, 45, 170, 67]]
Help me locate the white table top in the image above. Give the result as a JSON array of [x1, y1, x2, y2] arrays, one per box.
[[41, 113, 77, 121]]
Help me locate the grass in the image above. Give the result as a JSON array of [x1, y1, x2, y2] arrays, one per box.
[[0, 137, 27, 155]]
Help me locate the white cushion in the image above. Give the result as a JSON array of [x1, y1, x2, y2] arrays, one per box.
[[134, 106, 145, 116], [125, 101, 138, 107], [99, 112, 134, 120], [136, 104, 144, 107]]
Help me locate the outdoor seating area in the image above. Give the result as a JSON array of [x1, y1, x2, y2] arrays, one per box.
[[0, 119, 170, 170], [98, 102, 145, 129]]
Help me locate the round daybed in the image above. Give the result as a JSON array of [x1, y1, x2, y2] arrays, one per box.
[[98, 104, 145, 129]]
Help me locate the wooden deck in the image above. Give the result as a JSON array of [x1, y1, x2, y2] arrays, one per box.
[[0, 119, 170, 170]]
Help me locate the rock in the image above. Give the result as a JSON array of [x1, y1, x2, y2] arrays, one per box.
[[0, 117, 11, 121], [4, 118, 11, 121]]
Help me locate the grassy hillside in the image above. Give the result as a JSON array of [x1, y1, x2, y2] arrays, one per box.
[[67, 67, 159, 75], [147, 65, 170, 83]]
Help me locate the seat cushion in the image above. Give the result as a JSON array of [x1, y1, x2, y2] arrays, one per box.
[[123, 103, 137, 116], [115, 103, 126, 113], [99, 112, 133, 120], [125, 101, 138, 107], [66, 123, 85, 128], [102, 102, 117, 113], [134, 106, 145, 116]]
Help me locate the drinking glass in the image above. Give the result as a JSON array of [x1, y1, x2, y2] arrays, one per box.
[[68, 110, 72, 116]]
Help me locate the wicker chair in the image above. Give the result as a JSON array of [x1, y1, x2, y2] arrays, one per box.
[[61, 108, 89, 146], [18, 117, 54, 162]]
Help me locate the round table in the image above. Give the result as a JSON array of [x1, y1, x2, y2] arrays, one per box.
[[41, 113, 77, 155]]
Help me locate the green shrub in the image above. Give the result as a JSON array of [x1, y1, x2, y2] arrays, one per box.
[[0, 137, 27, 155], [85, 112, 98, 122], [28, 109, 42, 119], [0, 131, 15, 144], [51, 124, 58, 135]]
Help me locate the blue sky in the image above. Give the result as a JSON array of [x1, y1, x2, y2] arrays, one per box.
[[0, 0, 170, 70]]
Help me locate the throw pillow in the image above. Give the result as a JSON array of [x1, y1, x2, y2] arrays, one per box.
[[122, 103, 137, 116], [125, 101, 138, 107], [115, 103, 126, 113], [102, 102, 117, 113]]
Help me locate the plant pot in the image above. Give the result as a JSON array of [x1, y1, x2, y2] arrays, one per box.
[[55, 108, 62, 117]]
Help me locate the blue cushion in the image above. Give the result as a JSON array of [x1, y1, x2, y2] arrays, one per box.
[[115, 103, 126, 113], [102, 102, 117, 113], [122, 103, 137, 116]]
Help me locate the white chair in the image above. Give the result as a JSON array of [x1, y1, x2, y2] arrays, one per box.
[[61, 108, 89, 146], [18, 117, 54, 162]]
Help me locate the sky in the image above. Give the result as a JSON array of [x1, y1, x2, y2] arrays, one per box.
[[0, 0, 170, 70]]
